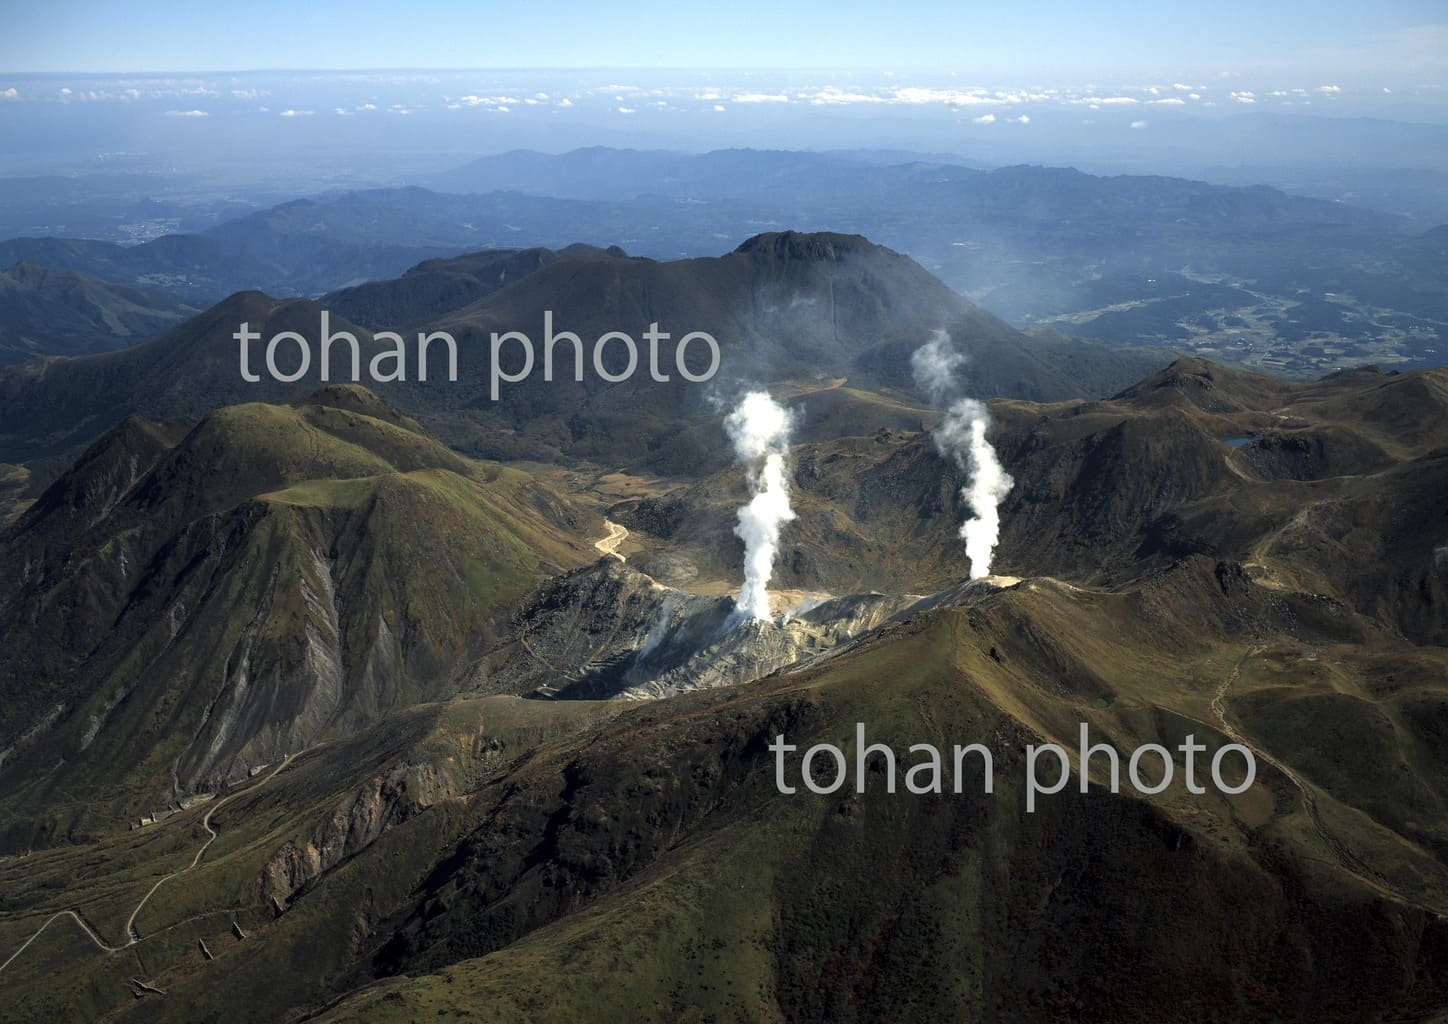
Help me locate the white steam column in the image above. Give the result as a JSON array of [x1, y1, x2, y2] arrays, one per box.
[[911, 331, 1013, 580], [724, 391, 796, 621]]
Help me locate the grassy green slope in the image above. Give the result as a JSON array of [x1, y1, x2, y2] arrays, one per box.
[[0, 386, 593, 849]]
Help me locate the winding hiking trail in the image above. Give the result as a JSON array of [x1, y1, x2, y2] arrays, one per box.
[[594, 519, 628, 562], [0, 753, 296, 978], [1208, 649, 1446, 915]]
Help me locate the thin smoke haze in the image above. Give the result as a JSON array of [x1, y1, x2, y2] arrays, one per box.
[[911, 331, 1013, 579], [910, 329, 964, 405], [724, 390, 796, 621]]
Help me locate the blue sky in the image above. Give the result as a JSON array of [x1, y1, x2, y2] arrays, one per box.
[[2, 0, 1446, 76]]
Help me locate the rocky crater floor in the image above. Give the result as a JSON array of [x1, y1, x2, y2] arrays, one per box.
[[484, 560, 1022, 701]]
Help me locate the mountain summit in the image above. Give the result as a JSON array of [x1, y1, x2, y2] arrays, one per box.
[[0, 233, 1167, 472]]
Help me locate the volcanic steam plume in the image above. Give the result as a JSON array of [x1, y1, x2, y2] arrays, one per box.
[[911, 331, 1013, 579], [724, 391, 796, 620]]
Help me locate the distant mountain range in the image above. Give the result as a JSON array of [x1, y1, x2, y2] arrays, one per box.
[[0, 232, 1170, 475], [0, 262, 199, 362], [1, 151, 1441, 379]]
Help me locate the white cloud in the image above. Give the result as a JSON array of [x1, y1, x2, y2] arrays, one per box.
[[1189, 92, 1202, 100], [558, 97, 573, 107], [617, 106, 635, 114], [803, 87, 885, 105], [1173, 82, 1192, 91], [973, 113, 996, 124], [164, 109, 208, 117], [1317, 84, 1341, 93], [792, 85, 1046, 108], [279, 109, 313, 117], [1130, 119, 1148, 128], [895, 87, 980, 104], [732, 92, 789, 103], [898, 86, 1036, 105], [0, 87, 18, 100], [357, 102, 377, 111], [335, 107, 352, 116], [53, 80, 232, 104], [713, 103, 726, 112], [1013, 114, 1030, 124], [231, 88, 268, 99], [1151, 97, 1185, 105], [1232, 91, 1257, 104]]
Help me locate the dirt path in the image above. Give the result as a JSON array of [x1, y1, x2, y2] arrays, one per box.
[[0, 753, 297, 976], [1209, 649, 1444, 913], [593, 519, 628, 562], [0, 909, 123, 970]]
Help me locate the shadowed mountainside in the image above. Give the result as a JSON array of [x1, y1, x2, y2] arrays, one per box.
[[0, 262, 199, 363], [318, 244, 617, 328]]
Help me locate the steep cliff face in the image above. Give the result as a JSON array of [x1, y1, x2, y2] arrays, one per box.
[[481, 560, 921, 701], [259, 759, 465, 905], [612, 590, 921, 700], [252, 696, 621, 910]]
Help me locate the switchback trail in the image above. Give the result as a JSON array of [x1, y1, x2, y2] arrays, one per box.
[[0, 753, 297, 978]]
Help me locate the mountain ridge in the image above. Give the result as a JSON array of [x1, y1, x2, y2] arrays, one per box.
[[0, 233, 1171, 474], [0, 261, 200, 363]]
